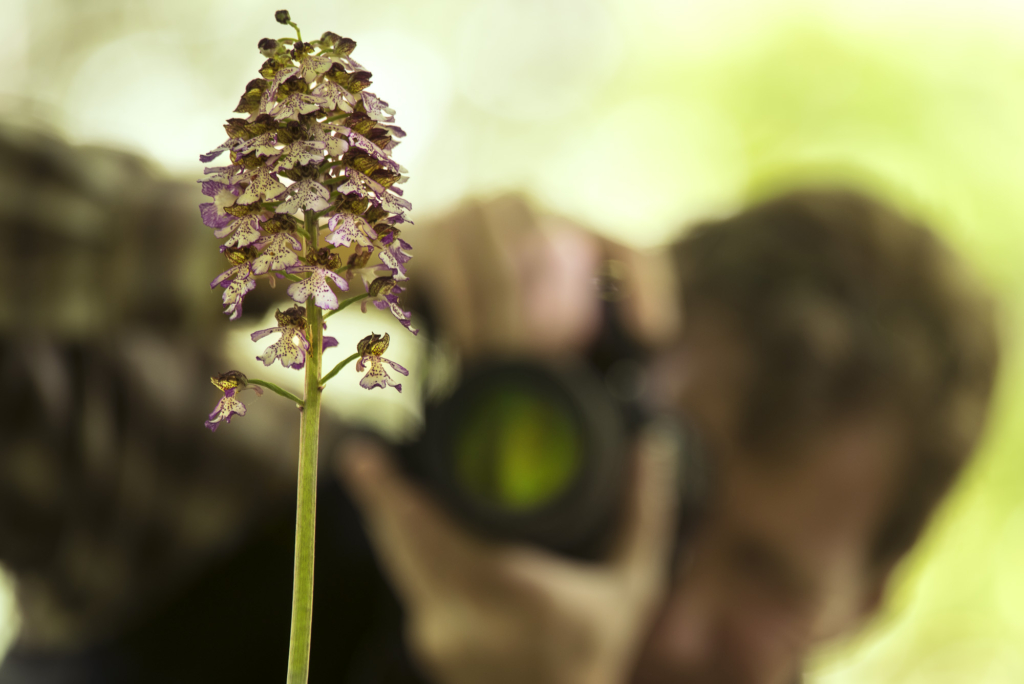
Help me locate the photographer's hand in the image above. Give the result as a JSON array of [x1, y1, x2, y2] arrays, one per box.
[[339, 433, 679, 684]]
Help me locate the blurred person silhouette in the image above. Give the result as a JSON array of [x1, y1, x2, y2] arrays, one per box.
[[0, 123, 1000, 684], [339, 191, 999, 684]]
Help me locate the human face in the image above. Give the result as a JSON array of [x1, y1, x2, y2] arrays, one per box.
[[632, 317, 903, 684]]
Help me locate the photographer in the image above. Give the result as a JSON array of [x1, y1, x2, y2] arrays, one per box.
[[0, 124, 998, 683], [341, 191, 998, 684]]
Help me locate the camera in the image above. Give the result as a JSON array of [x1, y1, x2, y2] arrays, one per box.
[[396, 301, 711, 561]]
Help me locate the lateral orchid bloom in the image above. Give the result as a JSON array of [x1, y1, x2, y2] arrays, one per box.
[[252, 306, 311, 369], [356, 332, 408, 392], [211, 247, 258, 320], [286, 247, 349, 309], [205, 371, 264, 431], [362, 275, 417, 334], [251, 305, 340, 370]]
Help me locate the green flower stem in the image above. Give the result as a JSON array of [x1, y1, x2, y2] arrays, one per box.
[[323, 292, 368, 321], [320, 352, 359, 386], [286, 215, 322, 684], [248, 379, 303, 406]]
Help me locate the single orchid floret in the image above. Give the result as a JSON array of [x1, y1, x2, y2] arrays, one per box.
[[218, 211, 264, 248], [374, 226, 413, 280], [275, 176, 331, 214], [205, 370, 264, 431], [252, 305, 311, 369], [363, 276, 418, 335], [237, 166, 288, 205], [287, 247, 349, 309], [211, 247, 259, 320], [326, 212, 376, 249], [355, 332, 408, 392], [252, 231, 302, 274]]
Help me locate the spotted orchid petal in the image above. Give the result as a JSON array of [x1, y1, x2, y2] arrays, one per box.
[[271, 92, 324, 122], [298, 53, 332, 84], [201, 202, 234, 229], [237, 166, 287, 204], [376, 234, 413, 280], [236, 131, 280, 156], [356, 355, 407, 392], [306, 120, 350, 157], [325, 212, 376, 248], [252, 232, 302, 274], [286, 266, 350, 310], [205, 391, 248, 431], [344, 129, 398, 171], [362, 276, 418, 334], [360, 91, 396, 123], [275, 178, 330, 214], [268, 66, 299, 100], [338, 168, 384, 199], [217, 215, 263, 247], [274, 141, 327, 170], [251, 325, 310, 370], [313, 79, 356, 114], [200, 138, 244, 163], [215, 265, 257, 320], [203, 165, 243, 184], [383, 295, 418, 335]]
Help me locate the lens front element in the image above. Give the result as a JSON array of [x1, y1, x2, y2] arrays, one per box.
[[454, 386, 583, 512]]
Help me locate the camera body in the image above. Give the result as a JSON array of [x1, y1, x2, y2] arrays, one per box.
[[396, 303, 710, 561]]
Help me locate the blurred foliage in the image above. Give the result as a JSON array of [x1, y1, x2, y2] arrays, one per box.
[[1, 0, 1022, 680]]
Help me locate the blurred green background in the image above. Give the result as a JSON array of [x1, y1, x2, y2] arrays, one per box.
[[1, 0, 1022, 680]]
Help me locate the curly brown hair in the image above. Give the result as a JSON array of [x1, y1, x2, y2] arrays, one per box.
[[673, 189, 999, 566]]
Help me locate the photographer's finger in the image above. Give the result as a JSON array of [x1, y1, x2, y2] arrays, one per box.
[[609, 423, 680, 584], [339, 441, 481, 602]]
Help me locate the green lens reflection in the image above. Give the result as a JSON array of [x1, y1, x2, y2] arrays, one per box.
[[454, 386, 582, 511]]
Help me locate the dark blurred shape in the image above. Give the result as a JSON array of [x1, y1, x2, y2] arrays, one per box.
[[0, 124, 220, 338], [0, 124, 389, 682]]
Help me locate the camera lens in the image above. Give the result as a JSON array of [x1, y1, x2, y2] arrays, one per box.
[[400, 359, 630, 558], [453, 384, 584, 512]]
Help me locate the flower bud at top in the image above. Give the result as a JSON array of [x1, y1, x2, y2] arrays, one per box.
[[275, 9, 291, 24], [258, 38, 279, 57]]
